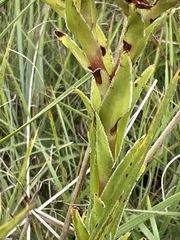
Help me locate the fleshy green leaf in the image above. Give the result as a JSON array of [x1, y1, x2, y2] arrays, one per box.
[[91, 78, 101, 112], [114, 0, 129, 16], [75, 89, 94, 118], [42, 0, 65, 17], [54, 31, 90, 71], [72, 208, 89, 240], [88, 194, 105, 232], [88, 122, 99, 196], [96, 24, 114, 74], [89, 136, 145, 239], [99, 52, 132, 154], [80, 0, 97, 30], [123, 4, 145, 63], [65, 0, 104, 70], [95, 69, 110, 98], [131, 65, 154, 107], [95, 113, 114, 193], [115, 64, 154, 158], [145, 11, 170, 42], [144, 1, 177, 26]]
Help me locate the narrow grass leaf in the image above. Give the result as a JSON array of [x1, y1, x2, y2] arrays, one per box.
[[0, 73, 91, 144], [147, 196, 160, 240], [8, 130, 39, 208], [0, 24, 16, 133], [116, 192, 180, 237]]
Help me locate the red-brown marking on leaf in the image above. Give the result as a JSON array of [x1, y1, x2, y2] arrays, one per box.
[[93, 115, 96, 127], [93, 69, 102, 84], [110, 121, 118, 136], [100, 46, 106, 56], [110, 59, 120, 82], [123, 40, 132, 52]]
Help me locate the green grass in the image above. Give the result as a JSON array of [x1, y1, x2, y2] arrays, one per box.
[[0, 1, 179, 239]]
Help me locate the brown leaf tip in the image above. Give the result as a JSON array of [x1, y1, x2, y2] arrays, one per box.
[[54, 31, 65, 38]]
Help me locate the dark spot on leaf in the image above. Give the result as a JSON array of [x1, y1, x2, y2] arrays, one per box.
[[110, 122, 118, 136], [130, 162, 133, 166], [126, 173, 128, 177], [93, 116, 96, 127], [95, 224, 98, 228], [123, 199, 126, 203], [150, 16, 158, 24], [123, 40, 132, 52], [54, 31, 65, 38], [134, 82, 138, 87], [100, 46, 106, 56], [93, 69, 102, 84]]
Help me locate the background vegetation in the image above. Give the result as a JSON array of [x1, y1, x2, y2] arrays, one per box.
[[0, 0, 179, 239]]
